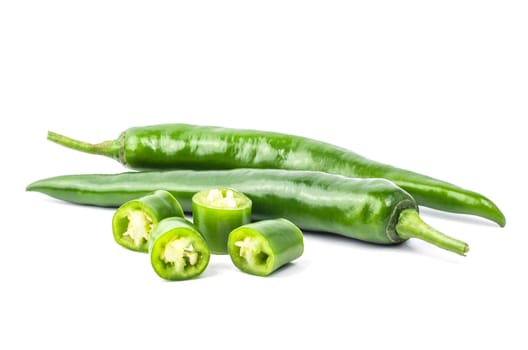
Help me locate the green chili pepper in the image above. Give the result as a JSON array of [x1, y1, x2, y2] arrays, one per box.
[[192, 188, 252, 254], [112, 190, 184, 252], [26, 169, 469, 255], [228, 218, 304, 276], [149, 217, 210, 281], [46, 124, 505, 226]]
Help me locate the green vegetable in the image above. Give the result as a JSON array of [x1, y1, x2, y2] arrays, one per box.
[[46, 124, 505, 226], [26, 169, 469, 255], [112, 190, 184, 252], [192, 188, 252, 254], [149, 217, 210, 281], [228, 218, 304, 276]]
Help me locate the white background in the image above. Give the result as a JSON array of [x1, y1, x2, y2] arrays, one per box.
[[1, 1, 527, 349]]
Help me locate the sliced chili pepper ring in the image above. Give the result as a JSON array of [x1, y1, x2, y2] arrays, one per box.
[[112, 190, 184, 252], [149, 217, 210, 281], [228, 218, 304, 276], [192, 188, 252, 254]]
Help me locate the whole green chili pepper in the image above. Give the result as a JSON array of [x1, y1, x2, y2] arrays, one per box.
[[228, 218, 304, 276], [46, 124, 505, 226], [26, 169, 469, 255], [149, 217, 210, 281], [192, 188, 252, 254], [112, 190, 184, 252]]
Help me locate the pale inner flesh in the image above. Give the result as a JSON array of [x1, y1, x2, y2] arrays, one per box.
[[206, 189, 239, 208], [235, 237, 266, 266], [161, 238, 199, 271], [124, 210, 153, 246]]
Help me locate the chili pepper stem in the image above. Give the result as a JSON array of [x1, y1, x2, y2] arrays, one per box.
[[47, 131, 120, 160], [396, 209, 469, 256]]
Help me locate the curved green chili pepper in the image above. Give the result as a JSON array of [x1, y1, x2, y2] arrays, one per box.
[[149, 217, 210, 281], [112, 190, 184, 252], [192, 188, 252, 254], [46, 124, 505, 226], [26, 169, 469, 255], [228, 218, 304, 276]]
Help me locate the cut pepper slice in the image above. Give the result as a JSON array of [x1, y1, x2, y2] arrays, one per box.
[[228, 218, 303, 276], [192, 188, 252, 254], [149, 217, 210, 281], [112, 190, 184, 252]]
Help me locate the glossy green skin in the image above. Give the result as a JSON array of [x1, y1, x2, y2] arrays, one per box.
[[149, 217, 210, 281], [112, 190, 184, 252], [192, 188, 252, 255], [27, 169, 417, 245], [114, 124, 504, 226], [228, 219, 304, 276]]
